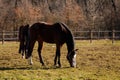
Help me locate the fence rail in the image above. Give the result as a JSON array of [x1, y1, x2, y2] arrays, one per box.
[[73, 30, 120, 38], [0, 30, 120, 44], [0, 31, 19, 44]]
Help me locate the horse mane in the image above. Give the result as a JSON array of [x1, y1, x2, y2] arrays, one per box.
[[40, 22, 52, 25], [59, 22, 75, 52]]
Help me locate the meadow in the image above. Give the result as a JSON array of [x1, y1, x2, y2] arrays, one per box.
[[0, 40, 120, 80]]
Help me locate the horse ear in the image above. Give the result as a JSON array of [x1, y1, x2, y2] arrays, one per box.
[[74, 49, 79, 54], [74, 49, 79, 51], [26, 24, 29, 28]]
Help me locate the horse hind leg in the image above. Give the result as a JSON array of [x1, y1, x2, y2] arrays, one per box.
[[22, 50, 25, 59], [27, 40, 36, 65], [38, 41, 44, 66], [19, 45, 24, 57], [54, 53, 57, 66], [19, 47, 25, 59]]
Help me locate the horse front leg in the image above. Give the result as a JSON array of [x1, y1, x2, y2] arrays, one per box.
[[38, 41, 44, 66], [54, 45, 61, 67]]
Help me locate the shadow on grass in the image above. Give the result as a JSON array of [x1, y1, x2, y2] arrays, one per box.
[[40, 66, 71, 70], [0, 66, 72, 71], [0, 66, 31, 71]]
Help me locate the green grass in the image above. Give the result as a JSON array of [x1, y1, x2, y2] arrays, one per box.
[[0, 40, 120, 80]]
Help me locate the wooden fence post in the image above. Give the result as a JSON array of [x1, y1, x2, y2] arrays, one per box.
[[2, 30, 4, 44], [112, 30, 115, 44], [90, 30, 93, 43], [98, 29, 100, 40]]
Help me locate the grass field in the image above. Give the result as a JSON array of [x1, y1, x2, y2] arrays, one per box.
[[0, 40, 120, 80]]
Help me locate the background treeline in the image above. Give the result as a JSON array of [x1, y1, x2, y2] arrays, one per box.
[[0, 0, 120, 32]]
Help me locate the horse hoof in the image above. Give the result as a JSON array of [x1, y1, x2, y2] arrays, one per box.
[[58, 66, 61, 68], [42, 64, 45, 66], [54, 65, 61, 68], [22, 56, 25, 59], [30, 62, 33, 65]]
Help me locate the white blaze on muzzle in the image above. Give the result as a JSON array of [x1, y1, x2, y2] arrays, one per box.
[[72, 54, 76, 67]]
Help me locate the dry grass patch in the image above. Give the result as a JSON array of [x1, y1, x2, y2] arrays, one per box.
[[0, 40, 120, 80]]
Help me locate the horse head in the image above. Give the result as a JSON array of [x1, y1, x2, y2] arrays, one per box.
[[67, 49, 78, 67]]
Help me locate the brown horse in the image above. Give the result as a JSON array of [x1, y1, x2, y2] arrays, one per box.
[[19, 24, 29, 58], [19, 22, 78, 67]]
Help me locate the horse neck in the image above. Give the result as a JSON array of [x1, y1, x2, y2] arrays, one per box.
[[66, 32, 75, 53], [60, 22, 75, 53]]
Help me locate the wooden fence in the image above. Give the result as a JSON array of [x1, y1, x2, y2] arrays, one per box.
[[0, 30, 120, 44], [0, 31, 19, 44], [73, 30, 120, 43]]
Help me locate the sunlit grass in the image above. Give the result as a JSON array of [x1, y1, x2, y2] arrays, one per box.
[[0, 40, 120, 80]]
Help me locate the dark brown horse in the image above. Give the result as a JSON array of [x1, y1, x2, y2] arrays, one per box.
[[19, 24, 29, 58], [19, 22, 78, 67]]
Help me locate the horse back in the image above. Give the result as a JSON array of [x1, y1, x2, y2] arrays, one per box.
[[29, 22, 67, 44]]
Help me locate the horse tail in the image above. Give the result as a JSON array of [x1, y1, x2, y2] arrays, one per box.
[[25, 24, 30, 51], [19, 25, 24, 41]]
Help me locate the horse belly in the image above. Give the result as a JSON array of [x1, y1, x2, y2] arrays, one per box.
[[41, 33, 56, 43], [43, 36, 55, 43]]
